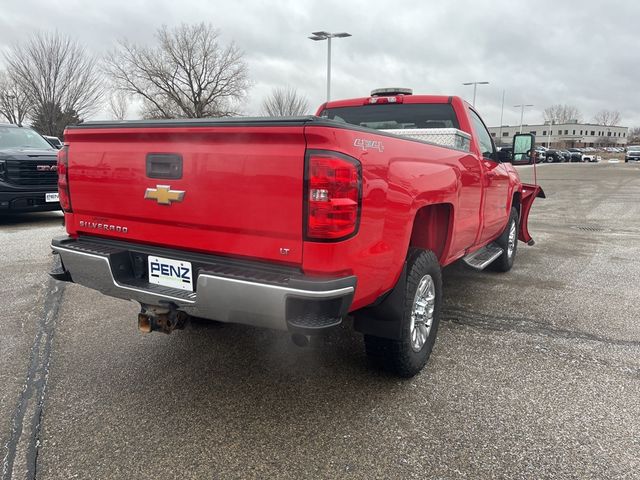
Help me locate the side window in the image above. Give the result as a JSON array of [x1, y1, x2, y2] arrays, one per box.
[[469, 109, 495, 159]]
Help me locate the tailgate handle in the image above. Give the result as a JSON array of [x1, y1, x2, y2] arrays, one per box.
[[146, 153, 183, 179]]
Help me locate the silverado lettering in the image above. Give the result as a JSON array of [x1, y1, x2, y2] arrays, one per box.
[[78, 220, 128, 233], [50, 89, 543, 377]]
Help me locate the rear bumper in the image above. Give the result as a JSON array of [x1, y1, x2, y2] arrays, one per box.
[[0, 187, 60, 213], [50, 236, 356, 333]]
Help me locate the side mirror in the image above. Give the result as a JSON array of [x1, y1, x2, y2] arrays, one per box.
[[512, 133, 536, 165]]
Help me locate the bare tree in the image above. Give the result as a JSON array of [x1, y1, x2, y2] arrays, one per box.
[[593, 110, 622, 126], [0, 71, 32, 125], [543, 104, 582, 124], [628, 127, 640, 143], [261, 87, 309, 116], [3, 31, 104, 135], [108, 90, 130, 120], [104, 23, 249, 119]]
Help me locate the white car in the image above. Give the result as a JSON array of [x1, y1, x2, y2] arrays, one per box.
[[582, 152, 599, 163]]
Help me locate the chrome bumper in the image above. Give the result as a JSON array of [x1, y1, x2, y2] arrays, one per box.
[[51, 236, 356, 332]]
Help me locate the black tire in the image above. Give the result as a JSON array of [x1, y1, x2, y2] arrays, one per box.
[[491, 207, 519, 272], [364, 249, 442, 378]]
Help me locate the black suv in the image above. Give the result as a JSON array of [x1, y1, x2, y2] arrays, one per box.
[[0, 124, 60, 213]]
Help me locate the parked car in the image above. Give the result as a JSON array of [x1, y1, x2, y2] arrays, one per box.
[[625, 145, 640, 162], [559, 150, 572, 162], [498, 146, 513, 158], [544, 149, 563, 163], [43, 135, 63, 149], [582, 152, 599, 163], [0, 123, 60, 213], [567, 148, 584, 162]]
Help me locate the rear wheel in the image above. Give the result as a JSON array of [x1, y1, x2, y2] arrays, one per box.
[[364, 249, 442, 378], [491, 207, 519, 272]]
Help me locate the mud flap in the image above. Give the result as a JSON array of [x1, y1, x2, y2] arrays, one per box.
[[353, 262, 407, 340], [519, 183, 545, 245]]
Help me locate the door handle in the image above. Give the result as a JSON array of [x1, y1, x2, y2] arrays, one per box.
[[146, 153, 183, 179]]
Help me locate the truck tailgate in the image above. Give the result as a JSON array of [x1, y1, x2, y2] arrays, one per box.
[[64, 124, 306, 264]]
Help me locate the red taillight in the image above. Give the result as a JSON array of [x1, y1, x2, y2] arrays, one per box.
[[306, 153, 361, 240], [57, 145, 72, 212]]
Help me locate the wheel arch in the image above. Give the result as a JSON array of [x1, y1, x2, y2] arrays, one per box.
[[408, 203, 454, 265], [353, 203, 453, 341]]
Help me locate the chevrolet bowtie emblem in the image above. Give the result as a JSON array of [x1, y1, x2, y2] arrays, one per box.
[[144, 185, 185, 205]]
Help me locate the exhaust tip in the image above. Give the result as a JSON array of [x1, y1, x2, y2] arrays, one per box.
[[291, 333, 310, 348], [138, 313, 152, 334]]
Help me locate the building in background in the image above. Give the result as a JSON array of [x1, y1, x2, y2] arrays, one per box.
[[488, 121, 628, 148]]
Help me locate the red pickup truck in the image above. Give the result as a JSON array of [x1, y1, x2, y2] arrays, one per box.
[[50, 89, 543, 377]]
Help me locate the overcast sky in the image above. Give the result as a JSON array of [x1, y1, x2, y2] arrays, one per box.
[[1, 0, 638, 127]]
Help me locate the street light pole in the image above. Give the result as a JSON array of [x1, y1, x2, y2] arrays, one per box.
[[309, 31, 352, 102], [498, 89, 505, 144], [514, 103, 534, 133], [326, 36, 331, 101], [462, 81, 489, 106]]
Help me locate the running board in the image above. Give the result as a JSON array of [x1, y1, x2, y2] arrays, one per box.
[[462, 243, 503, 271]]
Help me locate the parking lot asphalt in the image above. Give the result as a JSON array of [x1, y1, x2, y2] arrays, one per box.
[[2, 162, 639, 479]]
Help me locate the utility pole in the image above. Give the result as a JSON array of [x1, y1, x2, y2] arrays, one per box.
[[498, 90, 505, 144]]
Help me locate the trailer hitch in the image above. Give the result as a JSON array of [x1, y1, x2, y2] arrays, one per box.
[[137, 304, 188, 334]]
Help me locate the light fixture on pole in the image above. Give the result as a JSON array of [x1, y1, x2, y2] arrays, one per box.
[[309, 31, 352, 102], [498, 89, 505, 143], [514, 103, 534, 133], [462, 81, 489, 106]]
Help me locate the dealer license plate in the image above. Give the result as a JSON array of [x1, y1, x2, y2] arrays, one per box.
[[45, 192, 59, 203], [148, 255, 194, 291]]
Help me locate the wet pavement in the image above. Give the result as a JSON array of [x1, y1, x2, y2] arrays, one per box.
[[2, 163, 639, 479]]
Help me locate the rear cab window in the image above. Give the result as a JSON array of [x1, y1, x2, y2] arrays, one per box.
[[318, 103, 460, 131]]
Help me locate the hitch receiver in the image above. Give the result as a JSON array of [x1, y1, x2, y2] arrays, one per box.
[[137, 305, 188, 334]]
